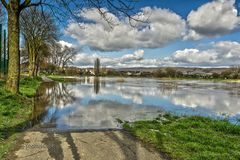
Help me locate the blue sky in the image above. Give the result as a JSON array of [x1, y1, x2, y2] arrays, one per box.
[[60, 0, 240, 68], [135, 0, 212, 17]]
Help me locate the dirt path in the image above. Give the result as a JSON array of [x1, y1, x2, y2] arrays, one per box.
[[9, 130, 163, 160]]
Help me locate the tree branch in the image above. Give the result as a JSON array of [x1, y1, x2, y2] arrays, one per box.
[[20, 0, 43, 10], [0, 0, 8, 10]]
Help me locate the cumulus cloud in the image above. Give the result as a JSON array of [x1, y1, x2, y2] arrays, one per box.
[[65, 7, 186, 51], [172, 49, 218, 64], [72, 41, 240, 68], [58, 40, 73, 48], [73, 49, 146, 67], [62, 1, 240, 68], [185, 0, 240, 40], [212, 41, 240, 61], [121, 50, 144, 62], [64, 1, 240, 49], [171, 41, 240, 66]]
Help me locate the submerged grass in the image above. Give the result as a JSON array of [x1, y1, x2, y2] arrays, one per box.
[[123, 114, 240, 160], [0, 77, 42, 159]]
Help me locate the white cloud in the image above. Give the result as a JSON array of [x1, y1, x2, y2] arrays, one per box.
[[172, 49, 218, 64], [183, 29, 203, 40], [64, 1, 240, 50], [185, 0, 240, 39], [121, 50, 144, 62], [58, 40, 73, 48], [65, 7, 186, 51], [62, 1, 240, 68], [73, 49, 146, 67], [212, 41, 240, 61], [72, 41, 240, 68], [171, 41, 240, 66]]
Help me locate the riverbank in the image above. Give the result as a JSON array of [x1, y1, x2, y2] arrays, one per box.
[[0, 77, 42, 159], [47, 74, 240, 84], [47, 75, 82, 82], [123, 114, 240, 159]]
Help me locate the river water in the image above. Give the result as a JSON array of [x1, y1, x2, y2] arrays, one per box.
[[32, 77, 240, 130]]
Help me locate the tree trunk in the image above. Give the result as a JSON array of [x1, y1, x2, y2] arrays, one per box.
[[6, 10, 20, 94], [35, 60, 40, 77], [28, 43, 35, 77], [33, 50, 38, 76]]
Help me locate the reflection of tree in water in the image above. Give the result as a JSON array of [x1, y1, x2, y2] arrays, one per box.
[[158, 82, 178, 96], [51, 83, 75, 107], [227, 83, 240, 97], [32, 83, 53, 120], [94, 77, 100, 94], [32, 82, 75, 125]]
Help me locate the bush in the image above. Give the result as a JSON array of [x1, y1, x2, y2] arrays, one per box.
[[165, 67, 177, 77], [154, 69, 166, 78]]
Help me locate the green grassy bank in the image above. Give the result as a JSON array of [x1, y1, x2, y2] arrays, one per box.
[[123, 114, 240, 160], [0, 77, 42, 159], [47, 75, 81, 82]]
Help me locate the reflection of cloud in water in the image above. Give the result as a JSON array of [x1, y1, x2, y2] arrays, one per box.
[[68, 78, 240, 115], [171, 94, 216, 108], [170, 91, 240, 115], [36, 77, 240, 129], [44, 100, 161, 129]]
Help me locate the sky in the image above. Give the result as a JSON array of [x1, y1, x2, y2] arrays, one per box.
[[60, 0, 240, 68]]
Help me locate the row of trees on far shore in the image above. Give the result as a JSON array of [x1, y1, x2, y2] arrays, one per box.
[[47, 66, 240, 80]]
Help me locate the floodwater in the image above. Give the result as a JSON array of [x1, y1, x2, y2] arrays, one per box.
[[32, 77, 240, 130]]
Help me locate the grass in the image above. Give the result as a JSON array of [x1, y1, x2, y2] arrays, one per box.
[[123, 114, 240, 160], [47, 75, 81, 82], [0, 77, 42, 159], [220, 79, 240, 83]]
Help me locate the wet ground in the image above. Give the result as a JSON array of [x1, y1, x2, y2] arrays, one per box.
[[10, 130, 163, 160]]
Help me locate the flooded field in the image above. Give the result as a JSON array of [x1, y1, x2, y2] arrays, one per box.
[[32, 77, 240, 130]]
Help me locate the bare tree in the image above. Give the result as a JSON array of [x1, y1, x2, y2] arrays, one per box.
[[20, 7, 58, 77], [50, 43, 76, 69], [0, 0, 140, 94], [60, 47, 76, 68]]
